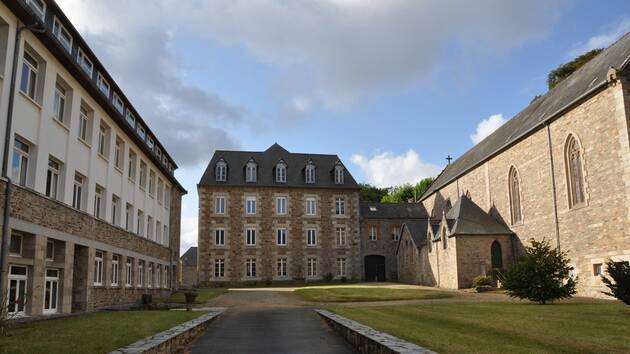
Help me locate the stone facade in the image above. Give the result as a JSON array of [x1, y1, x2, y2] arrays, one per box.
[[360, 219, 401, 281]]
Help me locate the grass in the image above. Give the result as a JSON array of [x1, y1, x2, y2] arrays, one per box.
[[295, 285, 453, 302], [0, 310, 204, 354], [156, 287, 228, 304], [330, 302, 630, 353]]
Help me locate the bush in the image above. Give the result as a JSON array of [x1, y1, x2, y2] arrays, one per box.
[[500, 239, 577, 304], [601, 259, 630, 305], [323, 273, 334, 283], [472, 276, 493, 288]]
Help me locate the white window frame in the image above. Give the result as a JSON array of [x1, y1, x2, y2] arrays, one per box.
[[276, 228, 287, 246], [53, 82, 67, 124], [276, 196, 287, 215], [246, 228, 256, 246], [215, 161, 227, 181], [147, 264, 153, 288], [214, 259, 225, 278], [72, 172, 84, 210], [125, 258, 132, 287], [125, 203, 133, 231], [147, 216, 154, 241], [113, 93, 124, 114], [114, 138, 124, 170], [137, 210, 144, 236], [137, 262, 144, 287], [93, 185, 104, 219], [335, 197, 345, 215], [305, 163, 315, 183], [26, 0, 46, 20], [111, 194, 120, 225], [337, 257, 347, 277], [46, 157, 60, 200], [77, 48, 93, 77], [12, 137, 30, 187], [20, 50, 39, 100], [277, 258, 287, 277], [276, 163, 286, 183], [78, 105, 90, 142], [306, 229, 317, 246], [52, 17, 72, 53], [125, 109, 136, 127], [335, 165, 344, 184], [246, 196, 257, 215], [215, 228, 225, 246], [111, 255, 119, 287], [336, 227, 346, 246], [307, 258, 317, 277], [246, 258, 256, 277], [369, 226, 377, 241], [97, 124, 109, 157], [215, 196, 226, 214], [148, 170, 155, 195], [128, 150, 137, 182], [93, 250, 103, 286], [305, 198, 316, 215], [97, 73, 110, 96]]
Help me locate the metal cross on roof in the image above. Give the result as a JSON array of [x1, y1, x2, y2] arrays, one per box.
[[446, 155, 453, 165]]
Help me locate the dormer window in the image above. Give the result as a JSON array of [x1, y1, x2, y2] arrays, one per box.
[[215, 160, 227, 182], [52, 17, 72, 53], [305, 161, 315, 184], [276, 161, 287, 183], [246, 160, 257, 183], [77, 48, 93, 77], [334, 163, 344, 184], [26, 0, 46, 20]]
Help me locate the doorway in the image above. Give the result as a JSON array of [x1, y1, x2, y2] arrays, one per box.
[[8, 265, 28, 316], [364, 255, 386, 282], [43, 268, 59, 314]]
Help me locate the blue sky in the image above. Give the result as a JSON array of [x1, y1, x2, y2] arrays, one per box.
[[57, 0, 630, 253]]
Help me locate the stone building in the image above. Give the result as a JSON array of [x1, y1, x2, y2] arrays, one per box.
[[0, 0, 185, 317], [398, 33, 630, 297], [197, 144, 361, 284], [359, 202, 427, 282], [180, 247, 198, 288]]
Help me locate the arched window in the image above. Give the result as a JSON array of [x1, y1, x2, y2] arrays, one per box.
[[305, 160, 316, 183], [508, 167, 522, 224], [215, 160, 227, 182], [276, 161, 287, 183], [427, 233, 432, 253], [334, 163, 344, 184], [245, 159, 257, 183], [442, 227, 448, 249], [491, 240, 503, 268], [565, 135, 586, 208]]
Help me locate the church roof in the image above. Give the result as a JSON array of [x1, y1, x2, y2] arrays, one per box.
[[180, 247, 197, 267], [421, 32, 630, 200], [398, 219, 429, 253], [360, 202, 428, 219], [199, 143, 359, 188], [445, 195, 513, 236]]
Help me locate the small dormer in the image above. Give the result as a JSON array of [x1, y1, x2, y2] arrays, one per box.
[[334, 161, 344, 184], [245, 158, 257, 183], [215, 158, 227, 182], [275, 159, 287, 183], [305, 160, 316, 184]]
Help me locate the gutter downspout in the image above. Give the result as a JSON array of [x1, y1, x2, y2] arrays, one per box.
[[545, 123, 561, 250], [0, 22, 45, 301]]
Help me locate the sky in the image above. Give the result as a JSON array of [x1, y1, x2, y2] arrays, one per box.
[[55, 0, 630, 254]]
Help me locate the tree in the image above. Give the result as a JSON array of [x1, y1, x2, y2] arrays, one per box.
[[547, 48, 603, 90], [501, 239, 577, 304], [358, 183, 389, 202], [381, 177, 435, 203], [415, 177, 434, 198], [601, 259, 630, 305]]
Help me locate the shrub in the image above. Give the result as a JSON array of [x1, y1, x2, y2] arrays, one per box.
[[601, 259, 630, 305], [472, 275, 493, 288], [323, 273, 334, 283], [500, 239, 577, 304]]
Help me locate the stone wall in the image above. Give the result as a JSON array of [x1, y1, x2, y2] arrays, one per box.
[[198, 186, 361, 283], [455, 235, 512, 288], [359, 219, 402, 281], [181, 265, 198, 288]]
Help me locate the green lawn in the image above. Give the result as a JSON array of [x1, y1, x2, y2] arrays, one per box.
[[330, 302, 630, 353], [0, 310, 204, 354], [156, 287, 228, 304], [295, 285, 453, 302]]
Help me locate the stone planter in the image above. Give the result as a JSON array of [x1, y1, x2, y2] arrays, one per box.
[[184, 292, 198, 311]]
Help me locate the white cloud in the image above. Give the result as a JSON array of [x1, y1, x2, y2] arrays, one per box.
[[568, 18, 630, 57], [470, 114, 507, 144], [351, 150, 441, 188]]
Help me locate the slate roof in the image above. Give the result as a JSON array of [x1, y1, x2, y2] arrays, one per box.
[[401, 219, 429, 248], [360, 202, 428, 219], [180, 247, 197, 267], [421, 32, 630, 200], [445, 195, 513, 236], [199, 143, 359, 189]]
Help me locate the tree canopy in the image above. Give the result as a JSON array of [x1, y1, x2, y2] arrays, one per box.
[[359, 177, 434, 203], [547, 48, 603, 90], [358, 183, 389, 202]]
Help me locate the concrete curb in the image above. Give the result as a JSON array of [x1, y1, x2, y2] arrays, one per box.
[[316, 309, 437, 354], [109, 308, 226, 354]]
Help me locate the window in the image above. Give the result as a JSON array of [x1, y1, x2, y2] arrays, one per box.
[[147, 216, 154, 241], [214, 160, 227, 181], [137, 125, 146, 141], [137, 210, 144, 236], [12, 137, 30, 187], [215, 196, 226, 214], [336, 227, 346, 246], [125, 203, 133, 231], [277, 258, 287, 277], [147, 264, 153, 288], [93, 185, 104, 219], [98, 124, 110, 157], [125, 258, 132, 286], [307, 258, 317, 277], [128, 150, 137, 181], [276, 228, 287, 246], [125, 109, 135, 127], [215, 228, 225, 246], [565, 135, 586, 208], [276, 162, 286, 183], [112, 255, 119, 286], [276, 196, 287, 215], [491, 241, 503, 268], [593, 263, 603, 276], [26, 0, 46, 20], [156, 265, 162, 288], [508, 167, 522, 224], [164, 225, 169, 246], [72, 172, 85, 210], [139, 161, 147, 188], [442, 227, 448, 249], [97, 73, 110, 96], [52, 18, 72, 52], [336, 258, 346, 277], [111, 194, 120, 225], [53, 82, 68, 124], [147, 137, 154, 151], [78, 105, 91, 143], [369, 226, 377, 241], [245, 160, 257, 182], [306, 229, 317, 246], [157, 178, 164, 204], [148, 170, 155, 195], [114, 137, 124, 170], [77, 48, 93, 76], [334, 164, 344, 184], [7, 265, 28, 315], [246, 196, 257, 215], [246, 258, 257, 277], [113, 93, 124, 113], [156, 221, 162, 243], [20, 50, 39, 100], [46, 156, 61, 199], [305, 161, 315, 183], [214, 259, 225, 278], [94, 250, 103, 286], [137, 261, 144, 287], [164, 266, 169, 288], [391, 226, 400, 241], [46, 240, 54, 261], [9, 233, 22, 256], [246, 228, 256, 246], [335, 197, 345, 215], [305, 198, 316, 215]]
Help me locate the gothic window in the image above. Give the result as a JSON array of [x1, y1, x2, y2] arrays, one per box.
[[305, 160, 316, 183], [427, 233, 432, 253], [508, 167, 522, 224], [334, 163, 344, 184], [491, 241, 503, 268], [276, 161, 287, 183], [245, 159, 257, 183], [442, 227, 447, 249], [565, 135, 586, 208], [215, 160, 227, 181]]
